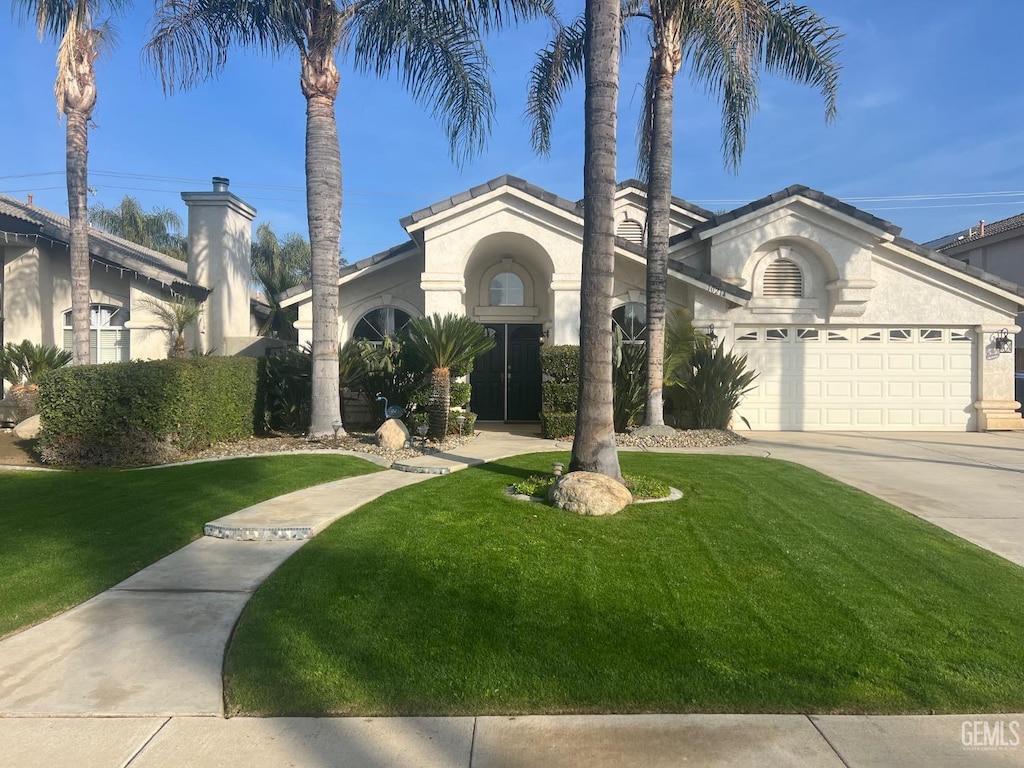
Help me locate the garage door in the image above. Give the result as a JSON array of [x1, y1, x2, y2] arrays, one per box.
[[733, 326, 975, 431]]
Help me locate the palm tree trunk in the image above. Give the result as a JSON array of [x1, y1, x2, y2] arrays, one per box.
[[429, 367, 450, 440], [66, 108, 91, 366], [303, 54, 344, 438], [571, 0, 622, 482], [643, 50, 676, 427]]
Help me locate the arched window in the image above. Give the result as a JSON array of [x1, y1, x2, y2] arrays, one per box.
[[762, 258, 804, 298], [616, 219, 644, 245], [488, 272, 524, 306], [62, 303, 129, 363], [612, 302, 647, 344], [352, 307, 411, 344]]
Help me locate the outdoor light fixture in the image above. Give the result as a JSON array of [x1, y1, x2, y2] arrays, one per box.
[[705, 324, 719, 343], [417, 423, 429, 450], [331, 420, 343, 441], [993, 329, 1013, 354], [552, 462, 564, 477], [455, 414, 466, 436], [539, 328, 550, 345]]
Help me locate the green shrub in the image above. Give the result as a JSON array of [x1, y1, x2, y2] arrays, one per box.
[[38, 357, 257, 466], [259, 347, 311, 432], [613, 340, 646, 432], [623, 473, 671, 500], [540, 345, 580, 382], [511, 474, 555, 497], [405, 409, 476, 437], [0, 340, 72, 385], [409, 381, 471, 410], [668, 338, 759, 430], [540, 411, 576, 439], [541, 381, 578, 412]]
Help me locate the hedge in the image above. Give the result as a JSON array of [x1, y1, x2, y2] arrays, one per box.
[[540, 411, 576, 439], [541, 381, 578, 412], [38, 357, 258, 466], [540, 345, 580, 381], [540, 345, 579, 438]]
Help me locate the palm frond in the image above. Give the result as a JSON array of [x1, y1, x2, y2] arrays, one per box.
[[636, 52, 657, 181], [525, 12, 585, 156], [347, 0, 495, 166]]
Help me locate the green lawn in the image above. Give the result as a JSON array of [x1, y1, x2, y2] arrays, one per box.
[[226, 452, 1024, 716], [0, 455, 381, 638]]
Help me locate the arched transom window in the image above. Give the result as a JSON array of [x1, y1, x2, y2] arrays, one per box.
[[353, 307, 411, 344], [62, 303, 129, 364], [762, 258, 804, 298], [612, 302, 647, 344], [488, 272, 524, 307]]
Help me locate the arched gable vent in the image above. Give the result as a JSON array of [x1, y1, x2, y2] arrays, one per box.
[[762, 258, 803, 298], [616, 218, 644, 245]]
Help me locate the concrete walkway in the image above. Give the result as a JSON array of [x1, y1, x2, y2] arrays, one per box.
[[1, 426, 1023, 766]]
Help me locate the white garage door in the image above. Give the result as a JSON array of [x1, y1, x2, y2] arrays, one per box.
[[733, 326, 975, 431]]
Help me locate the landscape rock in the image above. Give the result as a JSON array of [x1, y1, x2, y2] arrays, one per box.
[[13, 414, 41, 440], [630, 425, 678, 440], [549, 471, 633, 516], [375, 418, 411, 451]]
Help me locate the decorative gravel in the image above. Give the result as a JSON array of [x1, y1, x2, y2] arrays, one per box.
[[187, 430, 480, 464], [615, 428, 748, 449]]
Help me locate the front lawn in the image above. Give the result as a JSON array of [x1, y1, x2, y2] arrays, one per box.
[[0, 455, 381, 638], [226, 452, 1024, 716]]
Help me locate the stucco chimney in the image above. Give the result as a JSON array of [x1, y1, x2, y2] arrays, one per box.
[[181, 176, 257, 355]]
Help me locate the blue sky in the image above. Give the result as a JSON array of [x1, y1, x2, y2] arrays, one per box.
[[3, 0, 1023, 259]]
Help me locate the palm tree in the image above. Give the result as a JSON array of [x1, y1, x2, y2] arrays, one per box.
[[16, 0, 127, 366], [251, 222, 311, 341], [90, 195, 188, 260], [571, 0, 624, 480], [401, 314, 494, 440], [140, 296, 203, 358], [529, 0, 840, 429], [147, 0, 552, 439]]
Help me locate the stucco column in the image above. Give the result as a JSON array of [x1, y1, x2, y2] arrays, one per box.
[[181, 177, 257, 355], [550, 274, 581, 345], [974, 324, 1023, 430], [421, 273, 465, 317]]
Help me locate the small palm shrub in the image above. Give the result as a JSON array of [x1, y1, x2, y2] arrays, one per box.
[[669, 337, 759, 430], [0, 340, 74, 421], [140, 296, 203, 358]]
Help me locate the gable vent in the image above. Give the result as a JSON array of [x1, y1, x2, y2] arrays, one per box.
[[763, 258, 803, 298], [616, 219, 644, 245]]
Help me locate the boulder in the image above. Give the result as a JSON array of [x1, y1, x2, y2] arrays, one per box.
[[630, 425, 677, 439], [375, 418, 410, 451], [549, 471, 633, 516], [13, 414, 41, 440]]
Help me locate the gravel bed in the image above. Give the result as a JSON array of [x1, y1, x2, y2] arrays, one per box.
[[615, 428, 748, 449], [186, 430, 479, 464]]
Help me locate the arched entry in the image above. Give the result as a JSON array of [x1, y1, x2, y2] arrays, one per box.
[[471, 324, 542, 421]]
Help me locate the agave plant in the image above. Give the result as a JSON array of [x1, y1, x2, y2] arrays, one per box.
[[0, 340, 74, 385]]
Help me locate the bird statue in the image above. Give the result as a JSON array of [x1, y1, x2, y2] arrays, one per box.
[[376, 394, 406, 420]]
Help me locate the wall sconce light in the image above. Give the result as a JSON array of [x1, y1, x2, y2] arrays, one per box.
[[705, 324, 718, 344], [993, 329, 1013, 354], [539, 328, 550, 345]]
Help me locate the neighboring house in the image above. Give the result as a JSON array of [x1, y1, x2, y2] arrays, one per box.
[[280, 176, 1024, 432], [0, 177, 271, 408], [925, 212, 1024, 372]]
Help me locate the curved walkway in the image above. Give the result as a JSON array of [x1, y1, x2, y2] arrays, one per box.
[[1, 428, 1022, 766]]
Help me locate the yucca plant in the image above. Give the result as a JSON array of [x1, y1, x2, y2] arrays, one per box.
[[669, 336, 759, 430], [400, 314, 495, 440], [0, 340, 74, 385]]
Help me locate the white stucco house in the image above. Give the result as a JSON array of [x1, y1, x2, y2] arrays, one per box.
[[0, 177, 270, 416], [280, 175, 1024, 432]]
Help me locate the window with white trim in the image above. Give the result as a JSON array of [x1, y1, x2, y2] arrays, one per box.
[[488, 272, 524, 307], [353, 307, 411, 344], [612, 302, 647, 344], [62, 304, 130, 364]]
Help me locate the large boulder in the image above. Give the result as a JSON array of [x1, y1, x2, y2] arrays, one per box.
[[549, 471, 633, 516], [13, 414, 41, 440], [375, 418, 410, 451]]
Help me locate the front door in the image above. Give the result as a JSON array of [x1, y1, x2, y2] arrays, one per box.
[[471, 323, 542, 421]]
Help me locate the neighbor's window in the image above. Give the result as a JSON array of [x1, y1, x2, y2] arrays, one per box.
[[353, 307, 411, 344], [488, 272, 524, 306], [62, 303, 129, 364], [612, 302, 647, 344]]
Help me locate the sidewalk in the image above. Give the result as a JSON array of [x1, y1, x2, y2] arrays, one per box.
[[1, 427, 1022, 766]]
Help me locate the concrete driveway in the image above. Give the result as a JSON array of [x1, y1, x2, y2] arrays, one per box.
[[737, 431, 1024, 568]]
